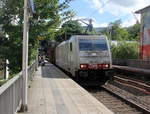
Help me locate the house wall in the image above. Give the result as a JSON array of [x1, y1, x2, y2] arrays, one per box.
[[140, 10, 150, 59]]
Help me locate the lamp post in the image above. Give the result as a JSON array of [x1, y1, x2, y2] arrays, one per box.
[[22, 0, 35, 111], [22, 0, 29, 111]]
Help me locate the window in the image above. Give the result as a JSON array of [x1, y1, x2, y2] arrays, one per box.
[[79, 39, 92, 51], [79, 39, 108, 51]]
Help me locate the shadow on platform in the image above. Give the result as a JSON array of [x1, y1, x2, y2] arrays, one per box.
[[41, 62, 69, 79]]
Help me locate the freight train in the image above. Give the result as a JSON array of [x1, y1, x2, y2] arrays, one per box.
[[55, 35, 113, 81]]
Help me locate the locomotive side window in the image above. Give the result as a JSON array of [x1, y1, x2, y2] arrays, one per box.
[[70, 43, 72, 51]]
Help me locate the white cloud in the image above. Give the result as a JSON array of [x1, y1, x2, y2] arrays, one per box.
[[92, 18, 108, 27], [90, 0, 103, 13], [87, 0, 150, 15], [110, 0, 138, 7], [122, 16, 136, 27], [121, 15, 141, 27], [93, 22, 108, 27], [85, 0, 150, 27]]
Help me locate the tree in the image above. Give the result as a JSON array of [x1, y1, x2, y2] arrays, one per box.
[[108, 20, 129, 41], [99, 20, 140, 59], [0, 0, 74, 74], [100, 20, 129, 41], [127, 23, 140, 41], [101, 20, 140, 41], [55, 20, 84, 42], [32, 0, 75, 53]]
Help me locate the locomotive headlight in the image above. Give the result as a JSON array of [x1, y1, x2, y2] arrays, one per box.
[[103, 64, 109, 68], [98, 64, 109, 69], [80, 64, 88, 69]]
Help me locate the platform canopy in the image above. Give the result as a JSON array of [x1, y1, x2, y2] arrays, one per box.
[[135, 5, 150, 14]]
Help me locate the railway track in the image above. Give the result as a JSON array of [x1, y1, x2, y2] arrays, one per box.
[[85, 86, 144, 114], [81, 73, 150, 114], [57, 64, 150, 113], [113, 75, 150, 95], [84, 85, 150, 114]]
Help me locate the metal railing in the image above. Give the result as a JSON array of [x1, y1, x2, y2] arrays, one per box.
[[113, 59, 150, 69], [113, 59, 127, 66], [0, 59, 5, 80], [126, 59, 150, 69], [0, 60, 38, 114], [28, 60, 38, 80]]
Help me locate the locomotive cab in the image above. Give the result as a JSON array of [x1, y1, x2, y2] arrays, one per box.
[[76, 36, 112, 79]]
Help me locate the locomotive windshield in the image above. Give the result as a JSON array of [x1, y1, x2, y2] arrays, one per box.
[[79, 39, 108, 51]]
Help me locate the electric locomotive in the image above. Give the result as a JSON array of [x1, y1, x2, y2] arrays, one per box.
[[55, 35, 113, 81]]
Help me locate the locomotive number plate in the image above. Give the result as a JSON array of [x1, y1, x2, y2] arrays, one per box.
[[89, 64, 98, 69]]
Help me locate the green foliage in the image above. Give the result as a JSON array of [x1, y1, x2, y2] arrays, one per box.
[[100, 20, 140, 41], [111, 41, 139, 59], [55, 20, 84, 42], [108, 20, 129, 40], [33, 0, 75, 40], [0, 0, 74, 74], [127, 23, 140, 41], [100, 20, 140, 60]]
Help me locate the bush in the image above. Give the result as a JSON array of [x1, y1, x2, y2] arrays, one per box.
[[111, 41, 139, 59]]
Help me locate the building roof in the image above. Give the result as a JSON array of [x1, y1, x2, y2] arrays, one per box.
[[135, 5, 150, 14]]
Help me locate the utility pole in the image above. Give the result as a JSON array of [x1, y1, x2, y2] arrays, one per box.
[[22, 0, 29, 111], [108, 24, 113, 41], [110, 26, 112, 41]]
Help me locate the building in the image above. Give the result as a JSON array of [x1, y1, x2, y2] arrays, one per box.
[[136, 5, 150, 60]]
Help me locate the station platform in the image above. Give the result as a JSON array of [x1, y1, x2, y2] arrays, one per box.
[[19, 63, 113, 114]]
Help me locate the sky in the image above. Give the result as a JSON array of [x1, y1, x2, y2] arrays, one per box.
[[69, 0, 150, 27]]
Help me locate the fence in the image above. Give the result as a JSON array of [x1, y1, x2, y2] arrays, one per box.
[[0, 59, 4, 80], [28, 60, 38, 80], [113, 59, 150, 69], [113, 59, 127, 66], [0, 60, 38, 114]]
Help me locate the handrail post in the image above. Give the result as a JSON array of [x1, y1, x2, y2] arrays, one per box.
[[4, 59, 9, 80]]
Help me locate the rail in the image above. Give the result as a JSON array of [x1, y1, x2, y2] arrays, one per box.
[[0, 60, 38, 114], [102, 85, 150, 114], [113, 76, 150, 94]]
